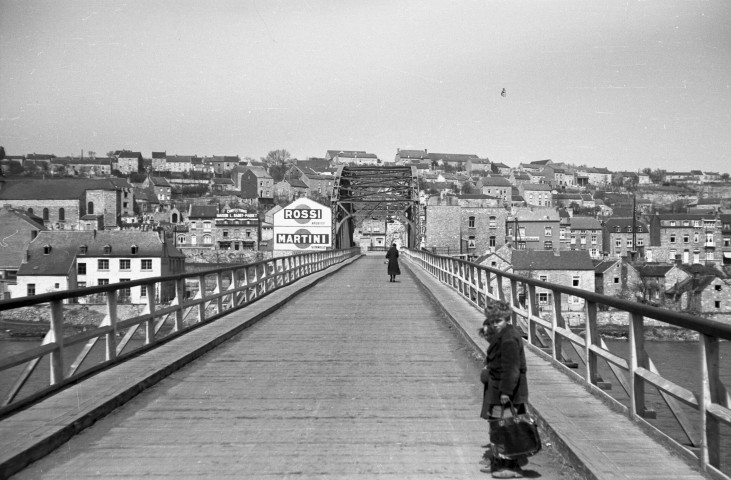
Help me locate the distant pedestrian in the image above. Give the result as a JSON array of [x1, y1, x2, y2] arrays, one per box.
[[385, 243, 400, 282], [478, 299, 529, 478]]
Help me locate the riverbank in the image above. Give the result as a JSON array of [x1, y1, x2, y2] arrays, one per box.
[[0, 304, 145, 340]]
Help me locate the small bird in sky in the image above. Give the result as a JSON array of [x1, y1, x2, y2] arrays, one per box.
[[501, 88, 506, 97]]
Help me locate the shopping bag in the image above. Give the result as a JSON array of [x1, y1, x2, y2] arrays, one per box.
[[489, 402, 542, 459]]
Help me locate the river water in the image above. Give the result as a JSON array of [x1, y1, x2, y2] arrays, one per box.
[[1, 337, 730, 472]]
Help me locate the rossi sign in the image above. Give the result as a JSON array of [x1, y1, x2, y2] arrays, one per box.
[[273, 198, 332, 251]]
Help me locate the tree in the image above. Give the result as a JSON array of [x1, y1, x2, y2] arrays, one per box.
[[461, 181, 476, 195], [0, 146, 5, 160], [262, 149, 291, 165], [268, 164, 289, 183], [722, 173, 730, 182]]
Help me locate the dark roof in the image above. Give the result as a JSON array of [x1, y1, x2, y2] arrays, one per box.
[[152, 152, 166, 159], [0, 178, 131, 200], [594, 260, 619, 274], [512, 250, 594, 271], [482, 176, 512, 186], [17, 230, 184, 276], [0, 207, 48, 267], [639, 264, 674, 277], [188, 205, 219, 218]]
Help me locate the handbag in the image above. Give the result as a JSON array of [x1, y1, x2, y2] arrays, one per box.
[[480, 366, 490, 384], [489, 401, 542, 459]]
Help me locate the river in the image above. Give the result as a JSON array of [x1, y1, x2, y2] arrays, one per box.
[[1, 337, 730, 472]]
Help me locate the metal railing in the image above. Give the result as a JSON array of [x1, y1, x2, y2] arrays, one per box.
[[404, 248, 731, 479], [0, 248, 360, 416]]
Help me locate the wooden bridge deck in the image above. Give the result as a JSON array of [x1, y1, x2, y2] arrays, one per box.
[[0, 255, 709, 479]]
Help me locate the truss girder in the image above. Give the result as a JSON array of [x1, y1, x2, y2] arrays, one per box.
[[332, 166, 420, 249]]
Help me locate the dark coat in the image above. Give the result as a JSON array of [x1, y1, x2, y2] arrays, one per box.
[[480, 324, 528, 419], [385, 247, 400, 276]]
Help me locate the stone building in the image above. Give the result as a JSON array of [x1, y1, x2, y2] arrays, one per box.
[[507, 207, 561, 251], [594, 258, 642, 301], [424, 194, 508, 258], [647, 213, 722, 265], [602, 217, 651, 261]]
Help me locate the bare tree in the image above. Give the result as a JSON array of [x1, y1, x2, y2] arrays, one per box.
[[262, 149, 291, 165]]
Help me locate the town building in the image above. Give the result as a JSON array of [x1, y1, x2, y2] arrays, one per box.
[[512, 249, 596, 317], [594, 258, 642, 301], [647, 213, 721, 265], [507, 207, 561, 251], [0, 207, 47, 299], [0, 178, 134, 230], [115, 151, 143, 174], [518, 183, 553, 207], [10, 230, 185, 303], [424, 194, 508, 257], [214, 207, 259, 251], [565, 216, 603, 258], [602, 217, 651, 261]]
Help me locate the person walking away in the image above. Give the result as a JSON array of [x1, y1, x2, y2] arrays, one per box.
[[385, 243, 400, 282], [478, 300, 529, 478]]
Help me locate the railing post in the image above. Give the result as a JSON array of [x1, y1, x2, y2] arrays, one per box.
[[216, 271, 224, 314], [699, 333, 721, 471], [526, 283, 537, 346], [174, 278, 185, 331], [584, 300, 599, 385], [145, 283, 156, 344], [551, 291, 564, 362], [629, 312, 646, 418], [197, 274, 207, 322], [48, 300, 65, 385], [105, 291, 118, 362]]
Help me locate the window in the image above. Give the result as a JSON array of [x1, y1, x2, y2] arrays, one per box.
[[706, 233, 714, 245], [468, 216, 475, 228], [131, 245, 138, 254], [591, 235, 597, 244], [489, 216, 496, 228], [141, 259, 152, 271], [615, 239, 622, 248], [693, 220, 700, 227], [707, 252, 714, 261], [98, 259, 109, 271], [120, 279, 131, 297], [580, 235, 586, 245], [544, 227, 552, 237], [669, 220, 676, 227], [191, 221, 197, 230], [715, 301, 721, 309], [43, 208, 49, 221], [59, 208, 65, 221], [538, 292, 548, 304], [203, 234, 212, 244], [140, 286, 147, 298], [27, 284, 35, 296], [489, 236, 496, 247], [669, 234, 676, 243], [87, 202, 94, 214], [626, 226, 632, 233], [191, 235, 197, 245], [614, 277, 620, 284], [43, 245, 51, 254], [539, 276, 547, 282], [104, 245, 112, 254], [715, 284, 722, 291], [571, 234, 576, 245], [27, 208, 33, 215], [626, 239, 633, 247], [544, 241, 553, 250], [693, 232, 700, 243], [683, 234, 689, 243], [203, 221, 212, 232], [572, 276, 580, 287], [223, 230, 229, 238], [724, 237, 730, 247], [637, 238, 644, 246], [78, 263, 86, 275], [591, 248, 598, 257], [98, 279, 109, 286], [120, 259, 131, 270], [560, 228, 566, 240], [77, 281, 86, 288], [683, 220, 690, 227]]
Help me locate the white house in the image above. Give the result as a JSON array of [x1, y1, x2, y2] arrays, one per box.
[[12, 230, 186, 304]]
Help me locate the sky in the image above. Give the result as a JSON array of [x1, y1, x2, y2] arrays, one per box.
[[1, 0, 730, 173]]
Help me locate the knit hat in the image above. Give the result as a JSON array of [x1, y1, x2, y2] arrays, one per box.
[[483, 300, 512, 324]]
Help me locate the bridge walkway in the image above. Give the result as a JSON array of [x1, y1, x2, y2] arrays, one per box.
[[0, 255, 708, 479]]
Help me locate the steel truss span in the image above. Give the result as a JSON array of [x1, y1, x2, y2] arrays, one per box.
[[332, 165, 420, 249]]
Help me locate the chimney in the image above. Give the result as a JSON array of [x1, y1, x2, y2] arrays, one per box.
[[24, 249, 30, 263]]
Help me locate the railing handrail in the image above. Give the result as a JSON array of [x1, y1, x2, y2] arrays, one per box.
[[0, 250, 355, 311], [404, 247, 731, 479], [0, 247, 361, 416], [412, 250, 731, 340]]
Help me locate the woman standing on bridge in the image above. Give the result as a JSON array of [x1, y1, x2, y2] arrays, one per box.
[[479, 300, 529, 478], [385, 243, 400, 282]]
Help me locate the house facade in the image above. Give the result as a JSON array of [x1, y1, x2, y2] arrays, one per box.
[[506, 207, 561, 251], [648, 213, 722, 265], [11, 230, 186, 303]]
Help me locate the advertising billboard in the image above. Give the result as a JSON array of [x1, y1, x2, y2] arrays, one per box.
[[272, 198, 332, 251]]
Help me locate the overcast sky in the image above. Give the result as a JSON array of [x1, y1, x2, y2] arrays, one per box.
[[1, 0, 730, 173]]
